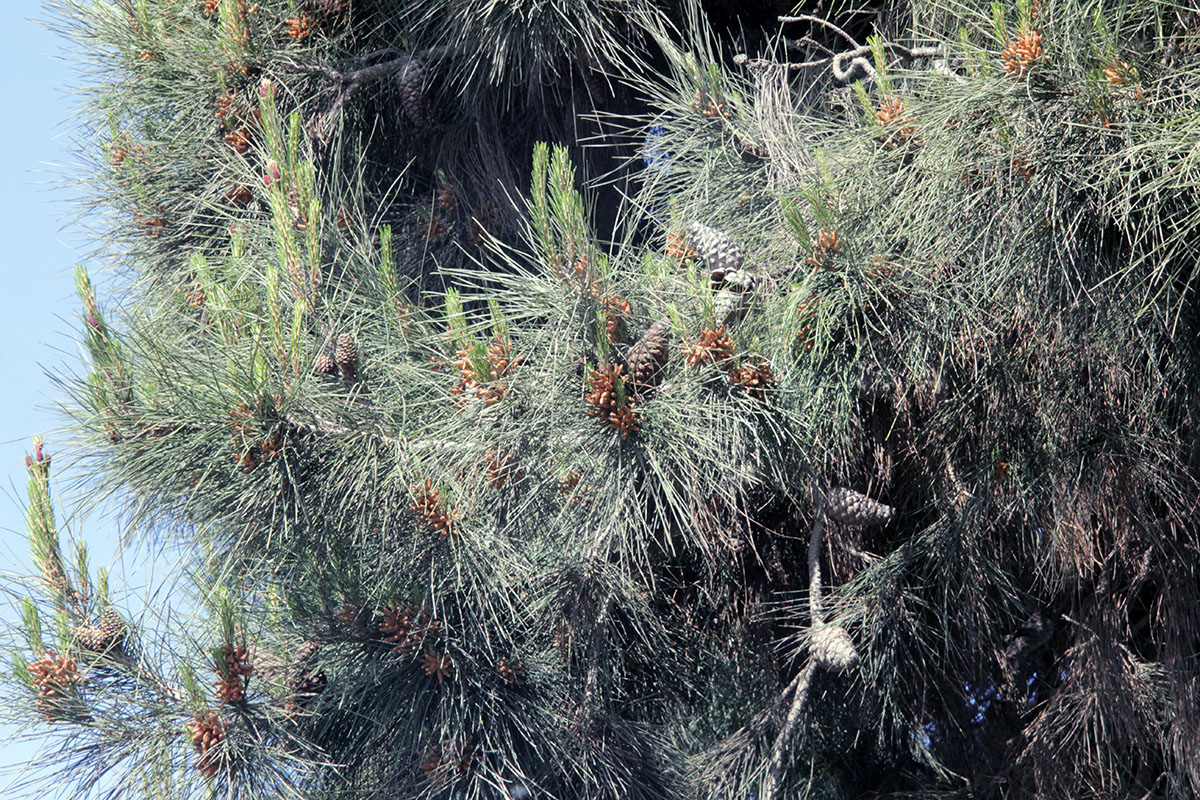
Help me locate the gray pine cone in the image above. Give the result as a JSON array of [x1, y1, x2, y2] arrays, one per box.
[[685, 221, 744, 282], [713, 269, 757, 328], [625, 317, 672, 393], [723, 269, 757, 293], [715, 290, 752, 328], [810, 624, 858, 672], [823, 487, 894, 526]]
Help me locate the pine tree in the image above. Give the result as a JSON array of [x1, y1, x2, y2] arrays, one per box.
[[6, 1, 1200, 799]]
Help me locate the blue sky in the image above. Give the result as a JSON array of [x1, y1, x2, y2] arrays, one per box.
[[0, 4, 130, 795]]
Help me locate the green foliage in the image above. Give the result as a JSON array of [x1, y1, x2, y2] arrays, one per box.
[[7, 0, 1200, 799]]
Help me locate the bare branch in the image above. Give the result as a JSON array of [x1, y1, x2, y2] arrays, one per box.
[[761, 492, 828, 800], [762, 663, 817, 800], [736, 24, 947, 86], [779, 14, 862, 49]]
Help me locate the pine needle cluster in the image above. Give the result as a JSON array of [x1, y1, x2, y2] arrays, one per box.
[[6, 0, 1200, 799]]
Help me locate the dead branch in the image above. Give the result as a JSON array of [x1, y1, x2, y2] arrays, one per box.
[[735, 16, 947, 85]]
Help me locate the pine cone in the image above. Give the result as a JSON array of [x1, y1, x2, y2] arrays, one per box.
[[294, 641, 321, 666], [225, 127, 251, 154], [291, 670, 327, 703], [74, 608, 127, 653], [714, 270, 756, 327], [380, 604, 421, 654], [334, 332, 358, 377], [685, 221, 744, 283], [314, 351, 338, 376], [289, 641, 326, 706], [397, 59, 429, 126], [497, 658, 525, 685], [664, 231, 697, 261], [1001, 29, 1043, 77], [485, 449, 522, 489], [215, 643, 254, 705], [625, 317, 672, 394], [284, 13, 315, 41], [410, 480, 458, 539], [805, 230, 843, 270], [421, 648, 453, 683], [734, 136, 768, 162], [584, 363, 639, 438], [715, 288, 749, 328], [823, 487, 894, 525], [810, 624, 858, 672], [72, 626, 109, 652], [729, 358, 773, 400]]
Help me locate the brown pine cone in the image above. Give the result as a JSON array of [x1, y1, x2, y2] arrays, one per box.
[[397, 59, 429, 126], [625, 317, 672, 394], [314, 351, 338, 376], [294, 641, 321, 665], [73, 607, 127, 653], [334, 332, 358, 377]]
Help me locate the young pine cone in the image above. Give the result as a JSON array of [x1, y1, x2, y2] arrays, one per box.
[[584, 363, 640, 438], [30, 652, 79, 700], [729, 359, 773, 401], [187, 712, 228, 778], [823, 487, 894, 526], [1001, 29, 1044, 78], [215, 643, 254, 705], [684, 327, 734, 368]]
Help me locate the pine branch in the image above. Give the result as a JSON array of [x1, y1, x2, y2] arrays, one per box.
[[734, 16, 948, 84], [762, 663, 817, 800], [761, 492, 827, 800], [299, 45, 458, 142]]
